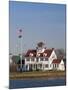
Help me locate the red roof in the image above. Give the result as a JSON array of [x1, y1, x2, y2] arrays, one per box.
[[44, 49, 53, 57], [52, 59, 61, 64], [25, 48, 54, 57], [25, 49, 36, 57]]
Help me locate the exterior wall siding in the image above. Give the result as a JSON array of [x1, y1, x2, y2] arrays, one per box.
[[24, 57, 49, 71], [58, 60, 65, 71], [51, 60, 65, 71], [16, 50, 65, 71], [48, 50, 57, 70]]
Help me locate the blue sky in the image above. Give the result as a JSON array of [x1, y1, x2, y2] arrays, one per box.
[[9, 1, 66, 54]]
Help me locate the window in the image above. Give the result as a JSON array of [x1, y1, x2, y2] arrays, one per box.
[[53, 64, 58, 69], [39, 64, 42, 68], [29, 53, 33, 57], [27, 59, 29, 61], [29, 64, 32, 71], [55, 64, 56, 68], [43, 53, 47, 56], [45, 58, 48, 61], [26, 65, 28, 69], [50, 64, 51, 67], [52, 55, 55, 59], [45, 64, 48, 68], [34, 64, 36, 68], [57, 64, 59, 68], [37, 59, 38, 62], [40, 58, 43, 61], [36, 58, 39, 62], [37, 53, 40, 56], [31, 58, 34, 61], [53, 64, 54, 68], [26, 58, 30, 61]]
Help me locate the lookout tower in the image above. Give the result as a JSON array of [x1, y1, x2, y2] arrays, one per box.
[[36, 42, 46, 54]]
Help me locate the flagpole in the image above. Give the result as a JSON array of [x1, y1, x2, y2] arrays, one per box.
[[18, 29, 22, 72]]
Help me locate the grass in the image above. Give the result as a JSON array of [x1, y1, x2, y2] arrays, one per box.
[[9, 70, 66, 80]]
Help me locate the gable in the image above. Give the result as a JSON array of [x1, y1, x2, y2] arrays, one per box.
[[49, 50, 57, 60], [60, 59, 64, 64]]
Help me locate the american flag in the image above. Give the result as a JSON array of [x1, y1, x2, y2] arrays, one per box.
[[19, 29, 22, 33], [18, 29, 22, 38]]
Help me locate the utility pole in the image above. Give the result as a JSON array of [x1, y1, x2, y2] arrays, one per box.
[[18, 29, 22, 72]]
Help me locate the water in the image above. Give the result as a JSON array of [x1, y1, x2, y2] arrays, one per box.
[[9, 78, 66, 89]]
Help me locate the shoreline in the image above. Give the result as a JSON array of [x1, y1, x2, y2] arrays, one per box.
[[10, 76, 66, 80], [10, 71, 66, 80]]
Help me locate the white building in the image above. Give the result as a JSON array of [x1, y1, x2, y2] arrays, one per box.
[[19, 47, 65, 71], [52, 59, 65, 71]]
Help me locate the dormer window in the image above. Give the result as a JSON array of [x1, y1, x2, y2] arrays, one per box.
[[43, 53, 47, 56], [29, 53, 33, 57], [37, 53, 40, 57]]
